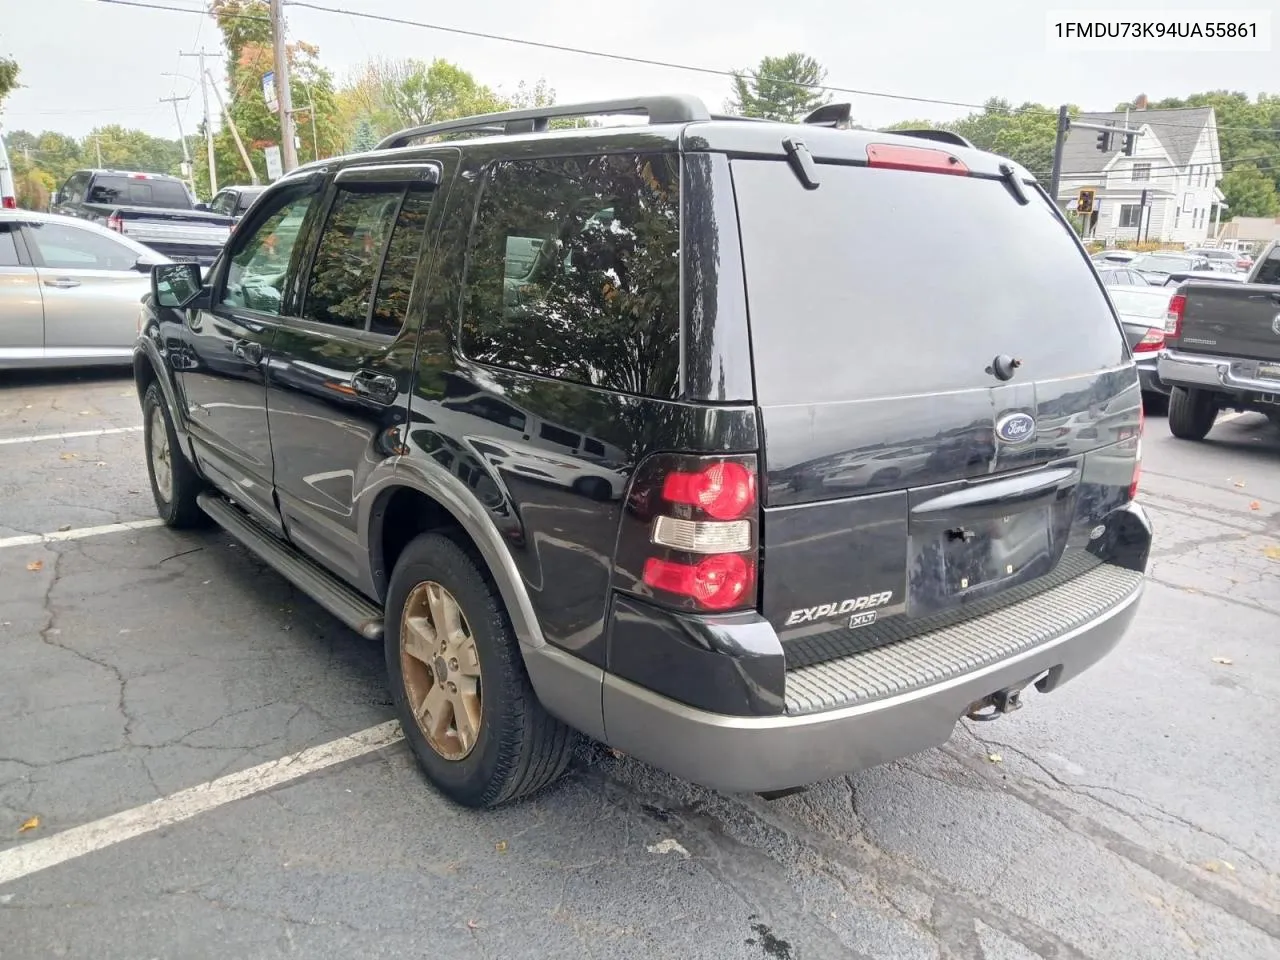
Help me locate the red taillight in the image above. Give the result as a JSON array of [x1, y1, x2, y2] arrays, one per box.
[[1, 196, 15, 210], [1164, 294, 1185, 339], [622, 454, 760, 613], [1133, 328, 1164, 353], [1129, 404, 1145, 500], [661, 461, 756, 520], [106, 214, 124, 233], [128, 173, 150, 180], [643, 554, 754, 612], [867, 143, 968, 176]]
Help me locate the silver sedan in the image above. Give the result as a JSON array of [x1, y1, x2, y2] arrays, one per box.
[[1, 210, 169, 369]]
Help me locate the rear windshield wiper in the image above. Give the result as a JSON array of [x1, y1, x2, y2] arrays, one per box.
[[998, 163, 1029, 205]]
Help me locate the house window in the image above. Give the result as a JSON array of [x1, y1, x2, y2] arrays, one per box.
[[1132, 163, 1151, 182], [1118, 204, 1142, 229]]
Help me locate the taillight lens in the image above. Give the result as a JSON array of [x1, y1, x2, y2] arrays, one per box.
[[1, 196, 16, 210], [107, 214, 124, 233], [1129, 404, 1145, 499], [1133, 328, 1164, 353], [1164, 294, 1185, 338], [661, 461, 755, 520], [620, 454, 760, 613], [867, 143, 968, 176]]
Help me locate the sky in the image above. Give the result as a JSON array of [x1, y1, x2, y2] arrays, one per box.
[[1, 0, 1275, 141]]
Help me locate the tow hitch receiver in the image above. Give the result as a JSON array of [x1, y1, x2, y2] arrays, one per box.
[[965, 678, 1035, 722]]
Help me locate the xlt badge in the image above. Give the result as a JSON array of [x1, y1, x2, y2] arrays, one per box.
[[785, 591, 893, 626]]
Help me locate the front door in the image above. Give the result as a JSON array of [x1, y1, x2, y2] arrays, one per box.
[[266, 159, 450, 590], [181, 180, 322, 533], [19, 218, 149, 361]]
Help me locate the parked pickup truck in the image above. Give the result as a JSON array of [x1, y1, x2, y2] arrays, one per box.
[[1158, 241, 1280, 439], [51, 169, 233, 266]]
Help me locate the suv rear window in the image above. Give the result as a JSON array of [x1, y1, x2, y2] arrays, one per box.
[[460, 153, 681, 399], [732, 161, 1127, 405], [87, 175, 192, 208]]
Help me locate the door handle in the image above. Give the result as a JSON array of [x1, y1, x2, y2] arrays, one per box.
[[43, 278, 81, 289], [232, 339, 263, 364], [350, 369, 398, 404]]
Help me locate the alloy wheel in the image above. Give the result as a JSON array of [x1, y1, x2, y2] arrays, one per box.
[[400, 581, 482, 761]]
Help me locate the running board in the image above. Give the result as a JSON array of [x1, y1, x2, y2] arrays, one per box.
[[196, 493, 385, 641]]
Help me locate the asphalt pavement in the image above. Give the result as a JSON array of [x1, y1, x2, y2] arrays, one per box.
[[0, 368, 1277, 960]]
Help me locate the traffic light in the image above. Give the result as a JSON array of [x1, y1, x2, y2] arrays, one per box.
[[1121, 133, 1136, 156], [1095, 129, 1113, 152], [1077, 189, 1095, 214]]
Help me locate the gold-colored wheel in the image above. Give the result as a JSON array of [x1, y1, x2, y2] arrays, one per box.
[[400, 581, 482, 761]]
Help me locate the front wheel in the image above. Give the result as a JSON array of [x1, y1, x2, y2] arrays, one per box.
[[142, 382, 208, 528], [385, 532, 577, 808], [1166, 386, 1218, 441]]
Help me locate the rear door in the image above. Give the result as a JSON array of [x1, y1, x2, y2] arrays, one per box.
[[20, 218, 148, 357], [266, 158, 450, 588], [730, 156, 1137, 641], [0, 222, 44, 362]]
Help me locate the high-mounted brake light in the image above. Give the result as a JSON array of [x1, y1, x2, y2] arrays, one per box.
[[620, 454, 761, 614], [1164, 294, 1185, 338], [867, 143, 968, 176], [128, 173, 151, 180], [1133, 328, 1164, 353]]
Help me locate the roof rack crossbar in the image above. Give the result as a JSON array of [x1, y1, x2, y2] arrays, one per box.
[[375, 95, 711, 150]]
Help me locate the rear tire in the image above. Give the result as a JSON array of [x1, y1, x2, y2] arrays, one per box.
[[385, 532, 576, 808], [1167, 387, 1218, 441], [142, 382, 208, 528]]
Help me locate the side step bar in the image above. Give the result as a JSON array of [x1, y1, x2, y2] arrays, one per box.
[[197, 493, 384, 641]]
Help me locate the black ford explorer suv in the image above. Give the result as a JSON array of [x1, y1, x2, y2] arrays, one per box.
[[134, 95, 1151, 808]]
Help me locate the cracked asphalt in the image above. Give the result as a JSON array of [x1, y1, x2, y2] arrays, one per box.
[[1, 368, 1277, 960]]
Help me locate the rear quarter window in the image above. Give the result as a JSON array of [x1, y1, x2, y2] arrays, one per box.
[[732, 160, 1128, 405]]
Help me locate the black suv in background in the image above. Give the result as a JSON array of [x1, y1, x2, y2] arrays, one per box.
[[136, 96, 1151, 808]]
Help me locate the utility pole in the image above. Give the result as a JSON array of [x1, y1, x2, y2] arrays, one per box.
[[180, 49, 218, 194], [1048, 105, 1070, 208], [94, 135, 103, 168], [206, 69, 261, 185], [159, 94, 193, 182], [268, 0, 298, 172]]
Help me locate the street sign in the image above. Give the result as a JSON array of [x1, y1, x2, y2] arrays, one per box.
[[263, 71, 278, 114], [264, 145, 283, 181], [1077, 189, 1096, 215]]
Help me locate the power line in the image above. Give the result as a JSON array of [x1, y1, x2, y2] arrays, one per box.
[[93, 0, 269, 21]]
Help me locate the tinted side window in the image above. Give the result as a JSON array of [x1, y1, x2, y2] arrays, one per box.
[[221, 186, 316, 316], [371, 187, 433, 336], [302, 184, 401, 329], [62, 173, 89, 205], [1255, 248, 1280, 286], [0, 224, 20, 267], [460, 153, 681, 399], [24, 221, 138, 270], [210, 192, 234, 215], [88, 175, 191, 208]]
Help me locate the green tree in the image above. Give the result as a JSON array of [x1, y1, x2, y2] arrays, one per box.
[[84, 125, 184, 175], [0, 56, 18, 106], [727, 53, 830, 121], [1220, 162, 1279, 217]]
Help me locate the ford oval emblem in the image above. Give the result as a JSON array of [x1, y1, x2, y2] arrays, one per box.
[[995, 412, 1036, 444]]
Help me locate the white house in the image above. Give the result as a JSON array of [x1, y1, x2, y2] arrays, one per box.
[[1056, 106, 1225, 245]]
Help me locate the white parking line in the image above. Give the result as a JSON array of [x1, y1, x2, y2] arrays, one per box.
[[0, 426, 143, 446], [0, 721, 405, 887], [0, 519, 165, 551]]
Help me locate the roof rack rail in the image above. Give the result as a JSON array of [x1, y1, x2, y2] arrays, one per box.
[[375, 95, 711, 150], [890, 129, 976, 149]]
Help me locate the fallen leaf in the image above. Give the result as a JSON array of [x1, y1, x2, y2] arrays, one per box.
[[26, 560, 43, 572], [18, 816, 39, 833], [646, 838, 690, 858], [466, 919, 479, 931], [987, 753, 1003, 764], [59, 453, 77, 461], [1201, 859, 1236, 874], [57, 524, 71, 532], [78, 410, 91, 416], [1265, 546, 1280, 561], [1250, 501, 1261, 511], [1211, 657, 1233, 665], [609, 748, 625, 760], [494, 840, 507, 854], [1233, 480, 1246, 488]]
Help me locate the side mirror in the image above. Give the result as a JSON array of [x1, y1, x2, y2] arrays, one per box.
[[152, 262, 204, 309]]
